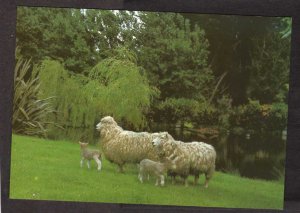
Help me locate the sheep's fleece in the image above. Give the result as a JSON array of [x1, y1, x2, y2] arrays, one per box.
[[96, 116, 163, 172], [152, 132, 216, 187]]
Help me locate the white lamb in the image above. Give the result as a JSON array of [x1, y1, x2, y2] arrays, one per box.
[[138, 158, 177, 186], [96, 116, 164, 173], [152, 132, 216, 188]]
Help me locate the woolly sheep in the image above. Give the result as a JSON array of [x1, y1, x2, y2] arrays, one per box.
[[138, 158, 177, 186], [96, 116, 164, 173], [152, 132, 216, 188]]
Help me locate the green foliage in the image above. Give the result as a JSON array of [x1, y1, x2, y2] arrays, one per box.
[[280, 18, 292, 39], [229, 100, 288, 132], [246, 32, 290, 103], [17, 7, 100, 73], [12, 57, 56, 137], [89, 47, 155, 128], [16, 8, 290, 140], [157, 98, 200, 122], [38, 48, 154, 140], [38, 60, 97, 140], [137, 12, 213, 100]]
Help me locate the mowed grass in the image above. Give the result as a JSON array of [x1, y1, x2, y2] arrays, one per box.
[[10, 134, 284, 209]]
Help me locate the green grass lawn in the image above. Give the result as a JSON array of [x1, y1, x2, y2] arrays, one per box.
[[9, 134, 284, 209]]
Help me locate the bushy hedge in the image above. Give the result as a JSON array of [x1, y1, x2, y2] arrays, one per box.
[[229, 100, 287, 133]]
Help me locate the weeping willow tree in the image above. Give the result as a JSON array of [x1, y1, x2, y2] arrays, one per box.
[[88, 47, 156, 129], [38, 60, 97, 141], [38, 48, 155, 141]]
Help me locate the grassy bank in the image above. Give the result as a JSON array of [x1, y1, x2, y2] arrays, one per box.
[[10, 134, 284, 209]]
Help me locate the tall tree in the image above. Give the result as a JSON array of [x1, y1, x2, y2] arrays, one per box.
[[134, 12, 214, 122], [182, 14, 290, 105], [17, 7, 96, 73], [136, 12, 213, 101]]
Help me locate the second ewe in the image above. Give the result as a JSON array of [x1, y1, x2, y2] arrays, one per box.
[[152, 132, 216, 188]]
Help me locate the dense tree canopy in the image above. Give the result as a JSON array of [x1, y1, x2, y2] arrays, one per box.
[[16, 7, 291, 135]]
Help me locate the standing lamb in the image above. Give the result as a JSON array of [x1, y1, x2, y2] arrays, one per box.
[[79, 142, 102, 171], [152, 132, 216, 188], [96, 116, 163, 173], [138, 158, 177, 186]]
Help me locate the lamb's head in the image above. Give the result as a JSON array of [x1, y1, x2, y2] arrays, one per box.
[[164, 157, 177, 170], [96, 116, 118, 131], [79, 141, 88, 148], [152, 132, 176, 158]]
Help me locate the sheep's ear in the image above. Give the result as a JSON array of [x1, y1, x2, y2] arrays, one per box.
[[166, 133, 170, 139], [163, 132, 168, 139]]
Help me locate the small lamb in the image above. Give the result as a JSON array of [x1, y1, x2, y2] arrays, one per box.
[[79, 142, 102, 171], [138, 158, 177, 186]]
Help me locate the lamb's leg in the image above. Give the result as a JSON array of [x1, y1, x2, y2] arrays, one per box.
[[160, 175, 165, 186], [87, 160, 90, 169], [93, 156, 102, 171], [155, 178, 159, 186], [80, 158, 84, 168], [138, 172, 144, 183]]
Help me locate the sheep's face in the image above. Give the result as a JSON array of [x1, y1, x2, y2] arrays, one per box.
[[96, 116, 117, 131], [152, 132, 175, 158]]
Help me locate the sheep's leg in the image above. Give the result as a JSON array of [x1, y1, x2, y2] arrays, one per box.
[[204, 166, 215, 188], [204, 176, 210, 188], [160, 175, 165, 186], [118, 164, 125, 173], [80, 158, 84, 168], [87, 160, 91, 169], [183, 177, 188, 187], [93, 156, 102, 171], [171, 176, 176, 184]]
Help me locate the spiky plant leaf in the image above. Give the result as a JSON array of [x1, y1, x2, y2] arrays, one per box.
[[12, 56, 57, 137]]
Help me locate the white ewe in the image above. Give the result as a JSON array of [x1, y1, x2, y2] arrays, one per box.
[[152, 132, 216, 188], [96, 116, 163, 173]]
